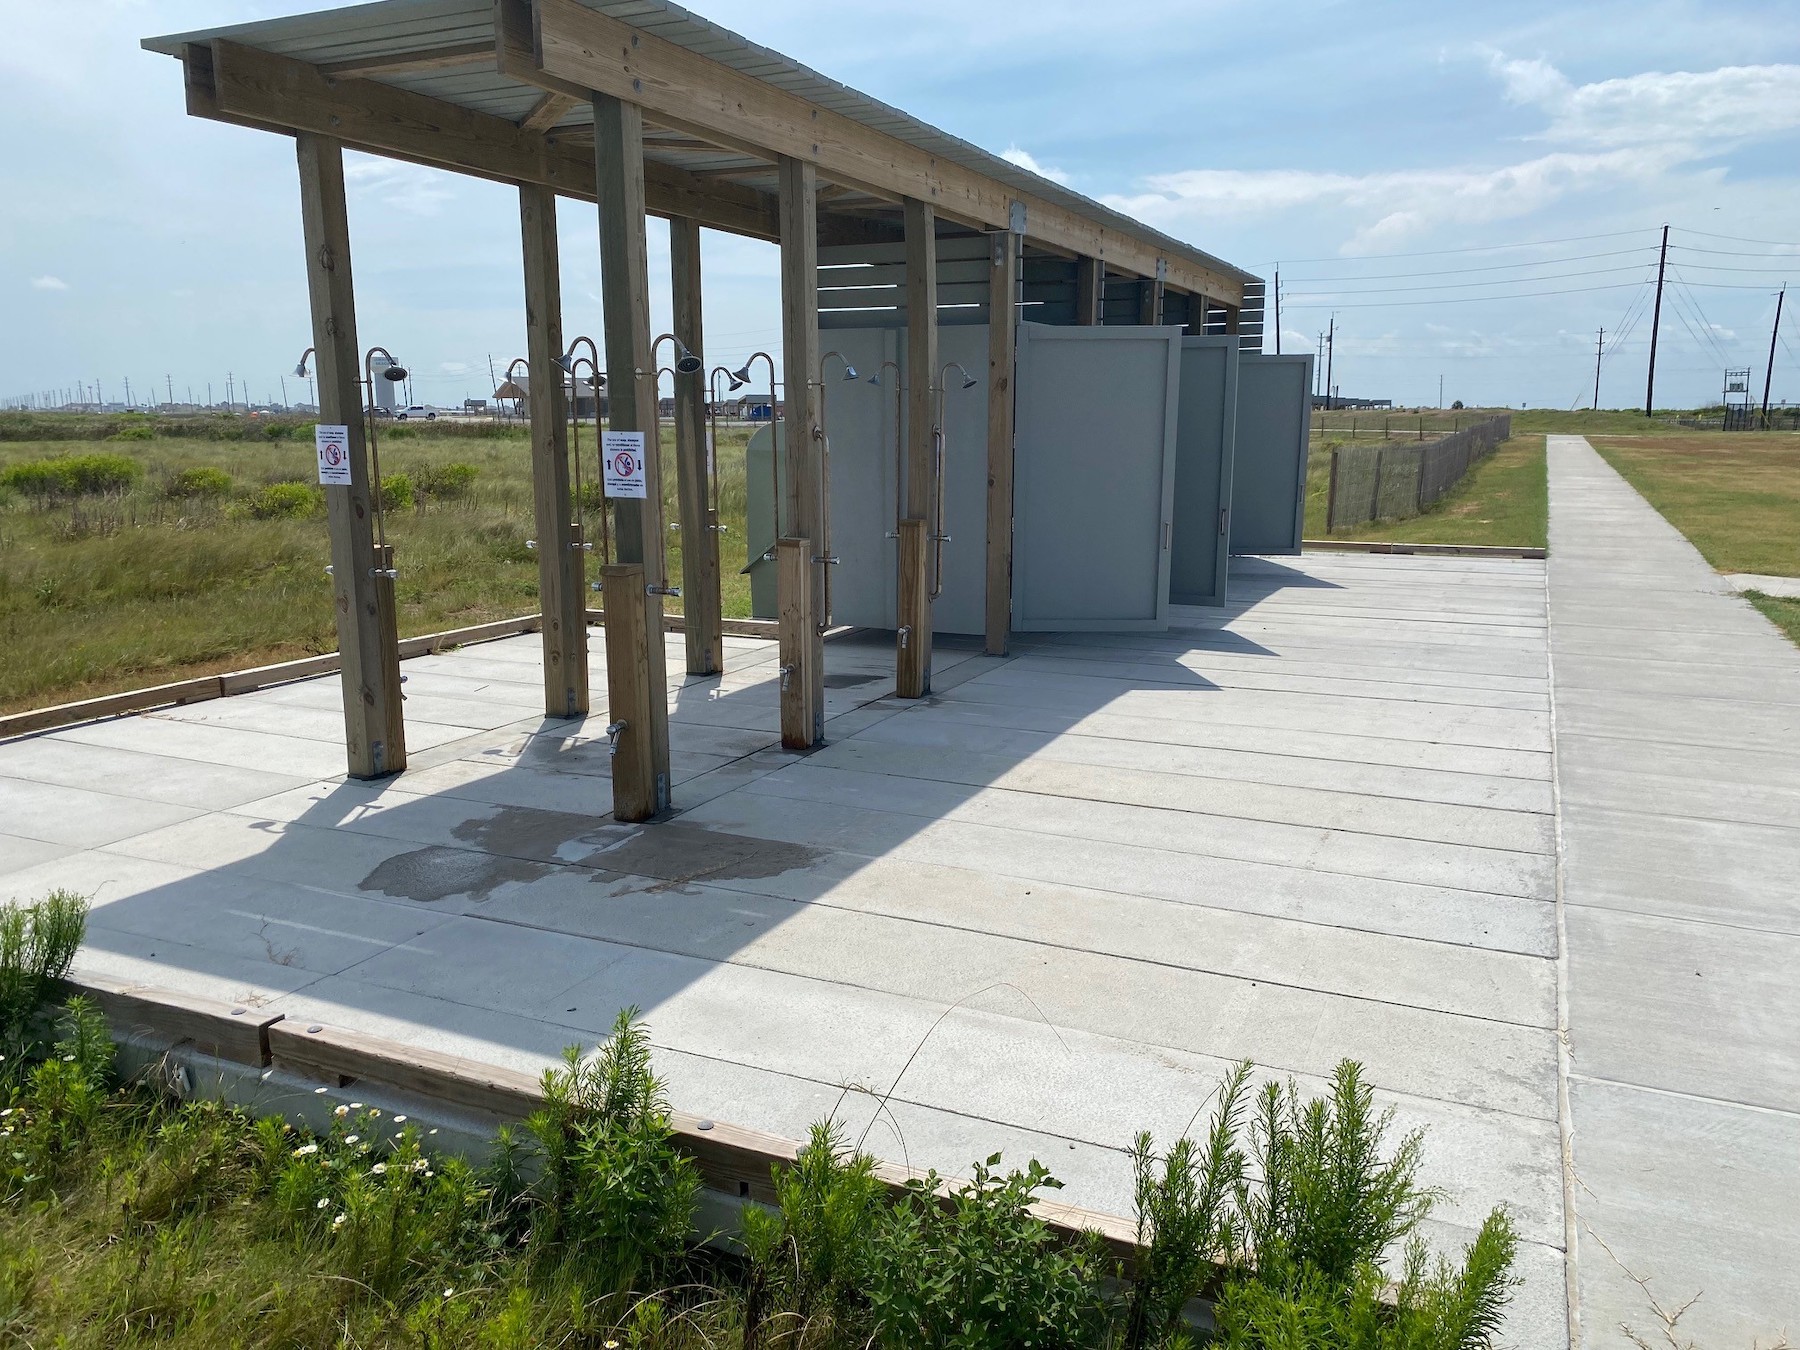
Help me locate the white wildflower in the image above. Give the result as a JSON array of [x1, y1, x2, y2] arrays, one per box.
[[293, 1143, 319, 1157]]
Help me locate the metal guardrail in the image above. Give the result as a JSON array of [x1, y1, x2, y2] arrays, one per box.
[[1325, 414, 1512, 532]]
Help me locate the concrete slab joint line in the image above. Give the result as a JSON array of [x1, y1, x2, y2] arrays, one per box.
[[1545, 435, 1800, 1350]]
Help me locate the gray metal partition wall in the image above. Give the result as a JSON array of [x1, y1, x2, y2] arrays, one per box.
[[746, 323, 989, 635], [1011, 322, 1182, 632], [1169, 337, 1240, 606], [1228, 353, 1315, 555]]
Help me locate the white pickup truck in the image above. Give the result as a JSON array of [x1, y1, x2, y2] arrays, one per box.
[[395, 405, 437, 421]]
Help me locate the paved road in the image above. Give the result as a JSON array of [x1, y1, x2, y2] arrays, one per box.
[[1549, 435, 1800, 1348]]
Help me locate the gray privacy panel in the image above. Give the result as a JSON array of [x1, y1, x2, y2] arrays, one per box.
[[1011, 322, 1181, 632], [1170, 337, 1239, 607], [1228, 353, 1313, 556], [746, 325, 989, 635]]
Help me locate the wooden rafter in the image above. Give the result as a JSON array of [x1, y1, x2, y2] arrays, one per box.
[[320, 41, 492, 79], [518, 90, 577, 132]]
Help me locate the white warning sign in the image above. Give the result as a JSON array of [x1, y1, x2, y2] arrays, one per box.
[[602, 430, 648, 499], [314, 424, 353, 485]]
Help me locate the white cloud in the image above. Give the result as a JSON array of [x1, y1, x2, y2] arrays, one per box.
[[1106, 146, 1678, 254], [343, 156, 457, 216], [1104, 52, 1800, 253], [1491, 53, 1800, 150], [30, 275, 67, 291], [999, 145, 1071, 186]]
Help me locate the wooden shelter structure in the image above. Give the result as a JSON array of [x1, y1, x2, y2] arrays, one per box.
[[144, 0, 1261, 822]]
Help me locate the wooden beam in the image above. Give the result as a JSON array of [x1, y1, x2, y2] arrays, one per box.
[[192, 41, 781, 242], [294, 132, 405, 779], [985, 230, 1019, 657], [595, 91, 672, 811], [519, 90, 577, 132], [900, 197, 937, 695], [1076, 256, 1103, 325], [778, 156, 825, 747], [1138, 268, 1165, 325], [527, 0, 1246, 306], [320, 41, 493, 79], [601, 564, 658, 822], [669, 216, 722, 676], [519, 181, 589, 717]]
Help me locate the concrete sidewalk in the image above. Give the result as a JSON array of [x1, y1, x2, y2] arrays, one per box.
[[1548, 436, 1800, 1348]]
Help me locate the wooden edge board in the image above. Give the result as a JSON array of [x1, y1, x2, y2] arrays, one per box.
[[1299, 541, 1547, 559], [61, 972, 281, 1068]]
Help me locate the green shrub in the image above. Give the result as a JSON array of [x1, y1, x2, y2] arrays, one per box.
[[378, 473, 415, 513], [162, 466, 234, 500], [523, 1009, 700, 1294], [0, 453, 141, 501], [242, 481, 321, 520], [1, 890, 89, 1080], [106, 424, 156, 442], [415, 461, 478, 500]]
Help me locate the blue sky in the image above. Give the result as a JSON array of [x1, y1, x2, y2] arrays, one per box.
[[4, 0, 1798, 410]]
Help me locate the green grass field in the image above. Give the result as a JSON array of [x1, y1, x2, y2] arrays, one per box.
[[1588, 433, 1800, 576], [1589, 431, 1800, 647], [1303, 434, 1548, 549], [0, 416, 755, 714]]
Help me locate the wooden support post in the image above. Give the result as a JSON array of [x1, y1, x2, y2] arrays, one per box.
[[1223, 304, 1241, 335], [984, 228, 1019, 657], [900, 196, 937, 694], [519, 182, 589, 717], [895, 519, 930, 698], [1075, 256, 1103, 325], [669, 216, 721, 676], [601, 564, 658, 822], [776, 538, 819, 748], [1138, 268, 1165, 325], [294, 132, 405, 780], [778, 156, 825, 746], [1182, 292, 1209, 336], [595, 92, 671, 811]]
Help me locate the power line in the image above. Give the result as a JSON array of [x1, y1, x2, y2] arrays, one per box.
[[1282, 247, 1654, 283], [1678, 227, 1800, 248], [1260, 228, 1650, 265], [1282, 280, 1647, 309], [1282, 263, 1656, 296]]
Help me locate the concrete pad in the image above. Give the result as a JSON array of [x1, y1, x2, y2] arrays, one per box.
[[53, 715, 353, 780], [0, 737, 310, 811], [1724, 571, 1800, 599], [1569, 1078, 1799, 1350], [0, 776, 202, 848], [0, 832, 78, 880]]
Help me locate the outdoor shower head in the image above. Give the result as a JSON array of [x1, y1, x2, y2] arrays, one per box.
[[730, 362, 754, 386], [292, 348, 314, 379], [842, 364, 860, 381], [381, 365, 409, 382], [654, 333, 704, 375], [960, 374, 978, 390]]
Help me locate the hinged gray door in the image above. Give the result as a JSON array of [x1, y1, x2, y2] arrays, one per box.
[[1229, 353, 1314, 555], [1170, 336, 1239, 606], [1011, 322, 1182, 632]]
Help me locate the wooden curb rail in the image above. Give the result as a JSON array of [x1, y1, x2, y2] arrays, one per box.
[[63, 973, 1138, 1260], [2, 610, 787, 742]]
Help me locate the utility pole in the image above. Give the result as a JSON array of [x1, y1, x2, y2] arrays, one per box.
[[1316, 332, 1325, 398], [1645, 223, 1669, 417], [166, 374, 173, 405], [1273, 267, 1281, 355], [280, 376, 289, 409], [206, 382, 213, 408], [1593, 327, 1605, 410], [124, 375, 132, 407], [1762, 286, 1786, 427], [1439, 373, 1444, 409], [1324, 314, 1336, 411]]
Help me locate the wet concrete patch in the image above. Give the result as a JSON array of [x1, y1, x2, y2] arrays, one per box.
[[823, 672, 883, 690], [585, 821, 824, 888], [451, 804, 624, 864], [359, 845, 555, 903]]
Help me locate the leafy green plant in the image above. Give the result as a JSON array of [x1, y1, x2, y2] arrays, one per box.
[[0, 453, 142, 502], [241, 481, 321, 520], [107, 424, 157, 442], [380, 472, 416, 512], [523, 1009, 700, 1294], [865, 1152, 1110, 1349], [163, 465, 234, 499], [0, 890, 87, 1078], [416, 461, 479, 500]]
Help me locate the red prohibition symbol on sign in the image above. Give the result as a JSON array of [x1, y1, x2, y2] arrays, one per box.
[[611, 450, 637, 477], [320, 441, 345, 467]]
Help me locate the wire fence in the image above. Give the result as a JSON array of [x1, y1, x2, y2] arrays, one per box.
[[1325, 414, 1512, 532]]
